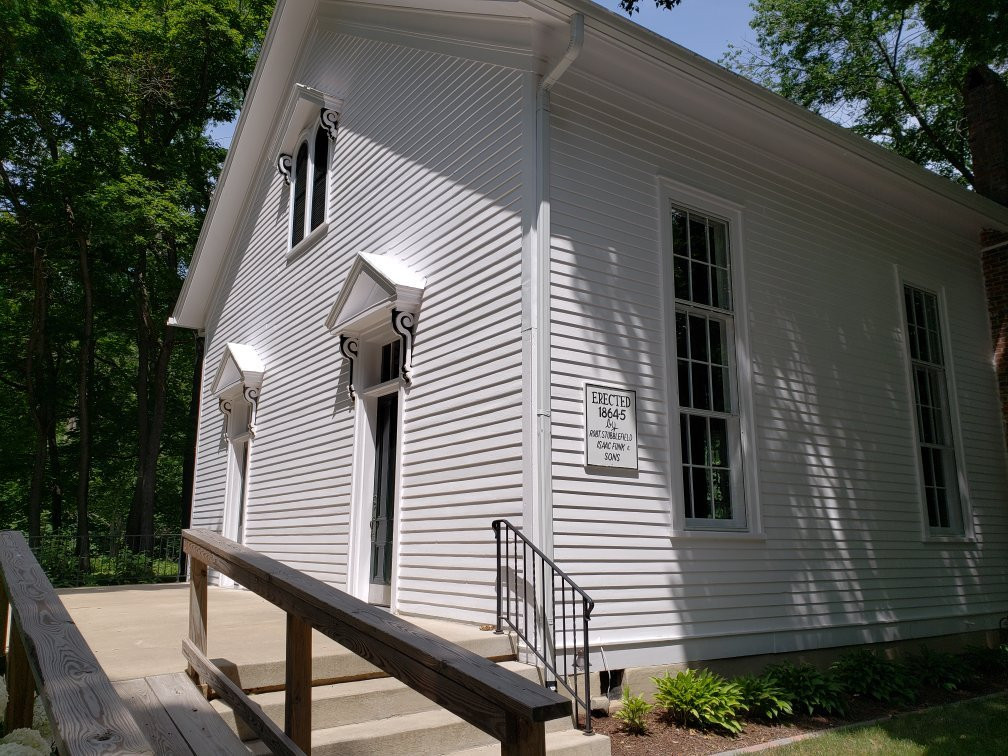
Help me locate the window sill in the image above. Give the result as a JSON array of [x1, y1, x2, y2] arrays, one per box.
[[922, 534, 977, 546], [669, 530, 766, 544], [286, 220, 329, 264]]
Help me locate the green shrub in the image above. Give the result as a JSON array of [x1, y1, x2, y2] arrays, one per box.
[[765, 662, 845, 716], [653, 668, 746, 734], [831, 649, 916, 705], [902, 647, 970, 692], [960, 645, 1008, 679], [613, 687, 652, 735], [736, 673, 793, 721]]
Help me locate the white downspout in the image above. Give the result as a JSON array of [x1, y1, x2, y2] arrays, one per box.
[[533, 14, 584, 559]]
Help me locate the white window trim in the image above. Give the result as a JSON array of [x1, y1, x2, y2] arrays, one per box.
[[893, 267, 974, 542], [658, 177, 761, 536], [286, 124, 331, 256]]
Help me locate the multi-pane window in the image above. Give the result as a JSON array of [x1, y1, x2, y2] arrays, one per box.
[[903, 285, 962, 533], [671, 206, 744, 528], [290, 124, 330, 248]]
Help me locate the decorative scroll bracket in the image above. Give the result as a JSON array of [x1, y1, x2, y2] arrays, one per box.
[[277, 153, 293, 185], [339, 334, 360, 403], [218, 398, 233, 417], [391, 310, 416, 386], [319, 108, 339, 140], [243, 386, 260, 438]]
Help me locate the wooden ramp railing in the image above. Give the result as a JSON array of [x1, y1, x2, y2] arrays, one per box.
[[0, 530, 153, 755], [183, 528, 572, 756]]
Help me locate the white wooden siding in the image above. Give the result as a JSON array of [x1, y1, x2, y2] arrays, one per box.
[[547, 69, 1008, 667], [192, 29, 527, 616]]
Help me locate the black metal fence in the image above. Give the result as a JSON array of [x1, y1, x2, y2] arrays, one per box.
[[27, 532, 184, 588], [492, 519, 595, 734]]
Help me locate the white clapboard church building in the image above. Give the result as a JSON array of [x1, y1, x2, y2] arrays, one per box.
[[170, 0, 1008, 673]]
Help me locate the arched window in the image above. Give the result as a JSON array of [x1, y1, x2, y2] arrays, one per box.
[[289, 123, 332, 248], [291, 141, 309, 246]]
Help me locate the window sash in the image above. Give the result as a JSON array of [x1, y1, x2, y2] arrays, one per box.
[[902, 284, 962, 535], [290, 124, 330, 248], [670, 202, 745, 530]]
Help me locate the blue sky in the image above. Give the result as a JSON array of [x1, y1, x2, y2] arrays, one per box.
[[208, 0, 757, 147]]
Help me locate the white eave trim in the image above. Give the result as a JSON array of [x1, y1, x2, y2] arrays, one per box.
[[325, 252, 426, 334]]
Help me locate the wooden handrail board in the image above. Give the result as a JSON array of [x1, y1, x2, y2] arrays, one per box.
[[183, 638, 305, 756], [183, 530, 571, 730], [0, 530, 153, 755]]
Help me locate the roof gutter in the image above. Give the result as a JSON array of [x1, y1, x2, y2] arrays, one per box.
[[532, 13, 583, 559]]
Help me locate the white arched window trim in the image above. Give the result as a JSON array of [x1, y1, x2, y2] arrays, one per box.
[[274, 83, 342, 254]]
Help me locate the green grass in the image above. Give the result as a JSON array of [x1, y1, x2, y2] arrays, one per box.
[[769, 694, 1008, 755]]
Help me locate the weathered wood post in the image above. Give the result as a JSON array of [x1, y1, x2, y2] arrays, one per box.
[[5, 625, 34, 729], [285, 614, 312, 752], [501, 713, 546, 756], [0, 581, 9, 666], [187, 554, 208, 695]]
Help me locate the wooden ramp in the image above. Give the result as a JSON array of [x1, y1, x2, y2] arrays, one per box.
[[113, 672, 250, 755]]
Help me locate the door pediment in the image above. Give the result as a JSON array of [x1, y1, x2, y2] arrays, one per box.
[[325, 252, 425, 335]]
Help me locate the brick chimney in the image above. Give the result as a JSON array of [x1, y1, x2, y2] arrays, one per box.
[[964, 65, 1008, 207], [982, 230, 1008, 438]]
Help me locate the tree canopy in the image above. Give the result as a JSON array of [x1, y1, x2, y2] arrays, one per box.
[[0, 0, 273, 549]]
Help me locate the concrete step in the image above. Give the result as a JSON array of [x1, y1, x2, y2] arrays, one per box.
[[448, 729, 611, 756], [214, 661, 554, 738], [305, 708, 600, 756], [211, 618, 514, 691]]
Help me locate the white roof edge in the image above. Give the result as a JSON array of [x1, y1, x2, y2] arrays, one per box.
[[172, 0, 1008, 332], [534, 0, 1008, 226]]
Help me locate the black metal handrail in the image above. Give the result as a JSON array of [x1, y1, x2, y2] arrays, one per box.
[[492, 519, 595, 734]]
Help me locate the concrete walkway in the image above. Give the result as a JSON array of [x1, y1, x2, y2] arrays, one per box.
[[59, 583, 511, 686]]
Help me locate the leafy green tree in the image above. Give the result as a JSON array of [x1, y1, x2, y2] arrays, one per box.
[[0, 0, 272, 557], [617, 0, 1008, 207]]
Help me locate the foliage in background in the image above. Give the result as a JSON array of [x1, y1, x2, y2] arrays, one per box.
[[614, 687, 653, 735], [0, 0, 274, 545], [736, 672, 793, 721], [653, 668, 746, 734], [765, 661, 845, 716]]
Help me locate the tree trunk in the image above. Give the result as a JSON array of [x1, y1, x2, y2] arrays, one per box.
[[178, 334, 204, 579], [128, 248, 177, 548], [73, 221, 94, 571], [964, 65, 1008, 208], [180, 334, 205, 525], [47, 419, 63, 532], [25, 236, 47, 542], [128, 251, 152, 539]]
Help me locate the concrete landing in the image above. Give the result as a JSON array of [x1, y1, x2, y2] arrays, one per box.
[[59, 583, 512, 685]]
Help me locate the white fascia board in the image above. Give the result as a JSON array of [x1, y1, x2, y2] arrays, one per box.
[[524, 0, 1008, 230], [170, 0, 317, 330]]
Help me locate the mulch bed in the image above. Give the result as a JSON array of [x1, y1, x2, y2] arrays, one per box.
[[592, 676, 1008, 755]]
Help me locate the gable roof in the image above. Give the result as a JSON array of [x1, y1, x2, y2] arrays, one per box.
[[170, 0, 1008, 331], [325, 252, 426, 334], [211, 342, 265, 397]]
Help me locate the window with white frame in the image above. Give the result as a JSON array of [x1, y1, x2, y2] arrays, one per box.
[[670, 205, 746, 529], [902, 284, 963, 534], [290, 123, 331, 248]]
